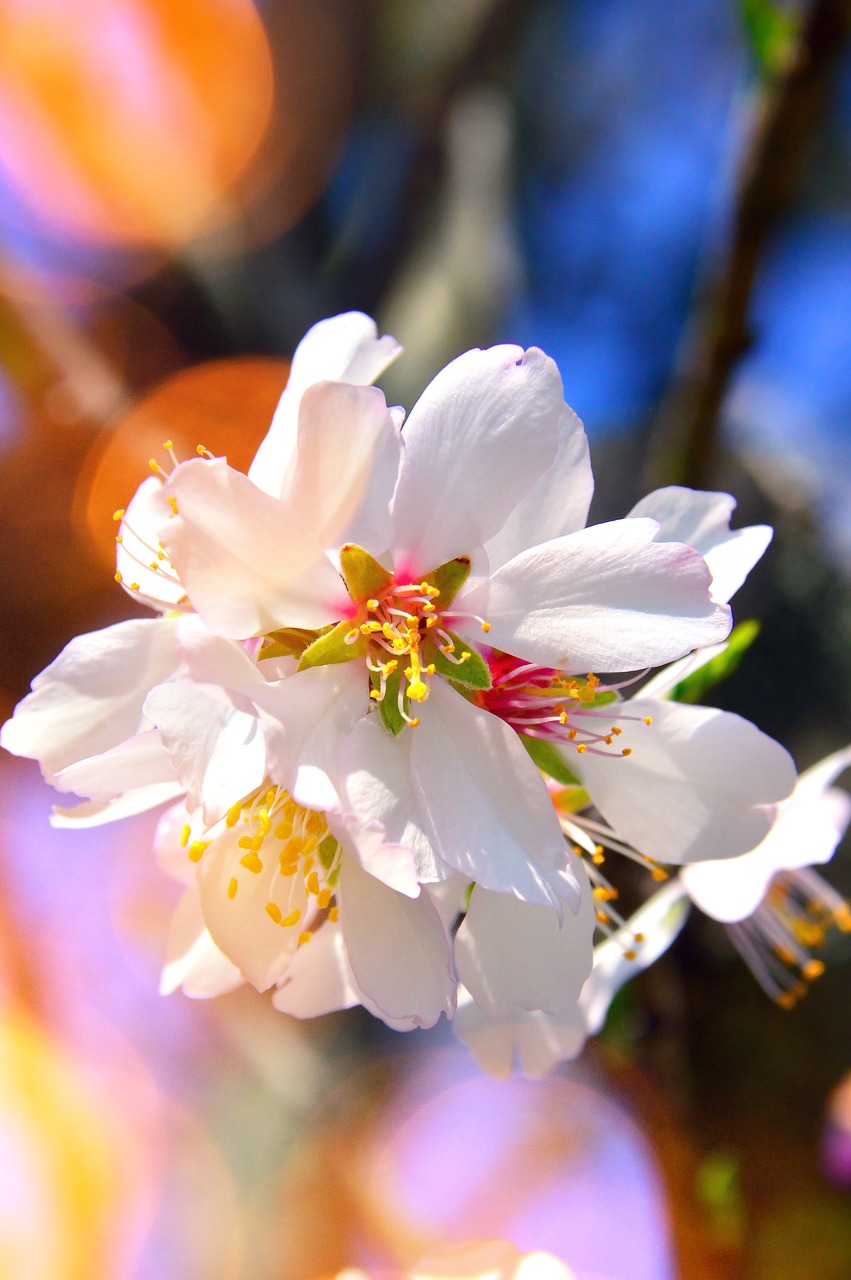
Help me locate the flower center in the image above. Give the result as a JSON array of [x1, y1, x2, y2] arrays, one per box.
[[181, 783, 340, 947]]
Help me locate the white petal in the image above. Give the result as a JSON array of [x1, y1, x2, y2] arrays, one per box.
[[453, 986, 587, 1080], [145, 683, 265, 825], [682, 751, 851, 923], [484, 402, 593, 570], [175, 614, 265, 689], [287, 381, 402, 555], [272, 920, 362, 1018], [464, 519, 731, 673], [337, 714, 445, 885], [160, 886, 245, 998], [412, 682, 580, 910], [629, 486, 772, 604], [328, 808, 421, 898], [339, 853, 455, 1028], [581, 880, 692, 1035], [52, 730, 176, 801], [197, 826, 305, 991], [390, 346, 564, 574], [248, 312, 401, 499], [162, 458, 345, 637], [454, 853, 594, 1018], [50, 782, 184, 828], [116, 477, 187, 608], [0, 616, 180, 779], [255, 664, 367, 811], [637, 639, 730, 700], [576, 699, 797, 864]]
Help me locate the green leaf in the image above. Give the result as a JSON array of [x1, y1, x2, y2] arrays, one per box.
[[740, 0, 799, 80], [376, 665, 408, 735], [423, 556, 471, 608], [423, 631, 491, 690], [521, 734, 581, 786], [298, 620, 366, 670], [668, 620, 761, 704], [340, 543, 394, 602]]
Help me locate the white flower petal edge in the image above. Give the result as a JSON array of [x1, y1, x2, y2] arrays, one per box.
[[0, 616, 181, 780], [160, 885, 245, 998], [272, 921, 362, 1019], [682, 745, 851, 922], [575, 698, 797, 864], [454, 851, 595, 1018], [460, 519, 732, 673], [628, 485, 772, 605], [390, 345, 565, 574], [248, 311, 402, 500]]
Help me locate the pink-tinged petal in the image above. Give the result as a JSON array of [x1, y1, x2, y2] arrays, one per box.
[[390, 346, 563, 574], [272, 919, 362, 1018], [249, 312, 402, 499], [160, 886, 245, 998], [153, 800, 195, 885], [52, 730, 176, 801], [175, 614, 265, 689], [453, 987, 587, 1080], [144, 683, 265, 825], [682, 747, 851, 923], [337, 715, 445, 885], [197, 827, 305, 991], [255, 664, 367, 811], [411, 681, 580, 910], [455, 853, 594, 1018], [162, 458, 345, 637], [581, 880, 691, 1035], [116, 476, 187, 608], [0, 616, 180, 780], [50, 782, 184, 829], [463, 519, 731, 673], [484, 402, 593, 570], [338, 853, 456, 1028], [287, 381, 402, 556], [414, 1241, 574, 1280], [576, 699, 797, 864], [628, 486, 772, 604]]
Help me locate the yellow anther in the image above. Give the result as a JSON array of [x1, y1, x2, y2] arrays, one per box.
[[114, 571, 123, 584], [180, 824, 191, 848], [422, 601, 436, 613], [163, 438, 173, 450], [228, 878, 238, 900], [115, 534, 123, 544], [559, 711, 569, 725], [265, 901, 283, 925], [240, 852, 263, 873], [604, 735, 613, 745], [196, 444, 213, 457], [370, 689, 382, 701], [148, 458, 162, 474], [279, 861, 298, 877], [226, 802, 242, 828], [644, 716, 653, 726], [651, 867, 669, 882], [112, 508, 125, 521], [567, 729, 577, 741], [383, 660, 398, 675], [280, 835, 304, 860], [149, 561, 159, 571], [328, 906, 339, 922], [621, 747, 632, 757], [258, 809, 271, 836], [302, 855, 314, 875], [481, 620, 491, 633], [366, 598, 379, 610], [592, 851, 605, 866], [298, 931, 312, 945], [443, 641, 455, 654], [777, 991, 796, 1010], [167, 496, 179, 515], [306, 871, 320, 896], [611, 726, 622, 736], [281, 909, 301, 928], [408, 678, 428, 702], [634, 932, 645, 943], [576, 743, 587, 754], [426, 616, 439, 628], [188, 840, 210, 863], [804, 959, 825, 980], [129, 582, 140, 592], [317, 887, 331, 909], [460, 651, 471, 662], [426, 664, 436, 676], [624, 949, 637, 961], [596, 909, 610, 925], [409, 716, 421, 727], [238, 835, 264, 853], [157, 549, 165, 560]]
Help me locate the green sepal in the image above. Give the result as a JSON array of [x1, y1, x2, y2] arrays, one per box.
[[340, 543, 394, 602], [318, 833, 339, 873], [551, 785, 592, 814], [740, 0, 799, 80], [586, 688, 617, 709], [376, 665, 408, 736], [298, 619, 366, 670], [668, 620, 761, 704], [521, 734, 581, 787], [259, 627, 320, 661], [423, 631, 491, 690], [423, 556, 471, 608]]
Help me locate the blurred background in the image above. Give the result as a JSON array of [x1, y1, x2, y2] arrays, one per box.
[[0, 0, 849, 1276]]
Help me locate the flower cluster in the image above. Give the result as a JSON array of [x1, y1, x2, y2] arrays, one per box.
[[3, 312, 846, 1073]]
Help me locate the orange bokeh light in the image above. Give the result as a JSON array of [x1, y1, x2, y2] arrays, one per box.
[[0, 0, 274, 248], [79, 356, 289, 568]]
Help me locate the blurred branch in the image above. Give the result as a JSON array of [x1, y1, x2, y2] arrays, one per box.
[[645, 0, 851, 491]]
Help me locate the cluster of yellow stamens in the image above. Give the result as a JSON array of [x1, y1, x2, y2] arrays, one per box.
[[180, 784, 340, 948]]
